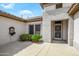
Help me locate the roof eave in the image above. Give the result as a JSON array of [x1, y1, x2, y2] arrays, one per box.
[[0, 10, 27, 22], [68, 3, 79, 15]]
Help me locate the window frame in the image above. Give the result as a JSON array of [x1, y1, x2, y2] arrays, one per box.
[[29, 24, 41, 34], [29, 25, 34, 34], [35, 24, 41, 34]]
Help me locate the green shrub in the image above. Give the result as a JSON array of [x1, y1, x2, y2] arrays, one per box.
[[20, 34, 32, 41], [31, 34, 42, 42], [28, 34, 32, 41]]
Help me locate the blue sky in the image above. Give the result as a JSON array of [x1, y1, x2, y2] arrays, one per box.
[[0, 3, 43, 19]]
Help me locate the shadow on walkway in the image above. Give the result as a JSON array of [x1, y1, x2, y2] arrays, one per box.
[[0, 41, 33, 56]]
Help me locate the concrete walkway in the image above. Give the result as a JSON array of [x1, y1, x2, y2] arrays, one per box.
[[14, 43, 79, 56], [0, 41, 32, 56]]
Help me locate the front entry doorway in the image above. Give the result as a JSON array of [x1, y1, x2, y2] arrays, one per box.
[[54, 21, 62, 40]]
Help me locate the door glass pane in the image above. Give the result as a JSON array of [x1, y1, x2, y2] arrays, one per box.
[[55, 25, 61, 31], [55, 24, 61, 38], [55, 32, 61, 38]]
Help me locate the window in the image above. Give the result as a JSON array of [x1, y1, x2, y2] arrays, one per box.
[[35, 24, 41, 34], [29, 24, 41, 34], [29, 25, 34, 34], [56, 3, 62, 9]]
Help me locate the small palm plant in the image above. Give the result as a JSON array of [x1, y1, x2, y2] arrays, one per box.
[[31, 34, 42, 42]]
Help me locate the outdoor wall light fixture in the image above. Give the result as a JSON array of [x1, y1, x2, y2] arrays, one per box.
[[9, 27, 16, 36]]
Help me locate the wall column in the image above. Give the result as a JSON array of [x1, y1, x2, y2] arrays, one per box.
[[42, 20, 51, 42], [68, 16, 74, 46]]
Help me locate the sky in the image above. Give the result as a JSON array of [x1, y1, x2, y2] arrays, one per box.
[[0, 3, 43, 19]]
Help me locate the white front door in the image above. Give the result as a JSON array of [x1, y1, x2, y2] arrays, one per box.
[[54, 21, 62, 40]]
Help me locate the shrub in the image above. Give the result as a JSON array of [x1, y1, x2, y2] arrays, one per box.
[[28, 34, 32, 41], [31, 34, 42, 42], [20, 34, 32, 41]]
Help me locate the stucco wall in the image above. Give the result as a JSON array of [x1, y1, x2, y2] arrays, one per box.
[[0, 16, 26, 46], [62, 20, 68, 41], [43, 4, 69, 21], [44, 5, 56, 11], [63, 3, 73, 8], [73, 11, 79, 50], [68, 16, 74, 46], [42, 20, 51, 42], [44, 3, 72, 12]]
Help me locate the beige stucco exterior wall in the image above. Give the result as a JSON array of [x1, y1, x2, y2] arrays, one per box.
[[68, 16, 74, 46], [44, 5, 56, 11], [0, 16, 26, 45], [0, 16, 42, 45], [0, 15, 42, 45], [44, 3, 72, 11], [63, 3, 73, 8], [42, 20, 51, 42], [73, 11, 79, 50], [62, 20, 68, 41]]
